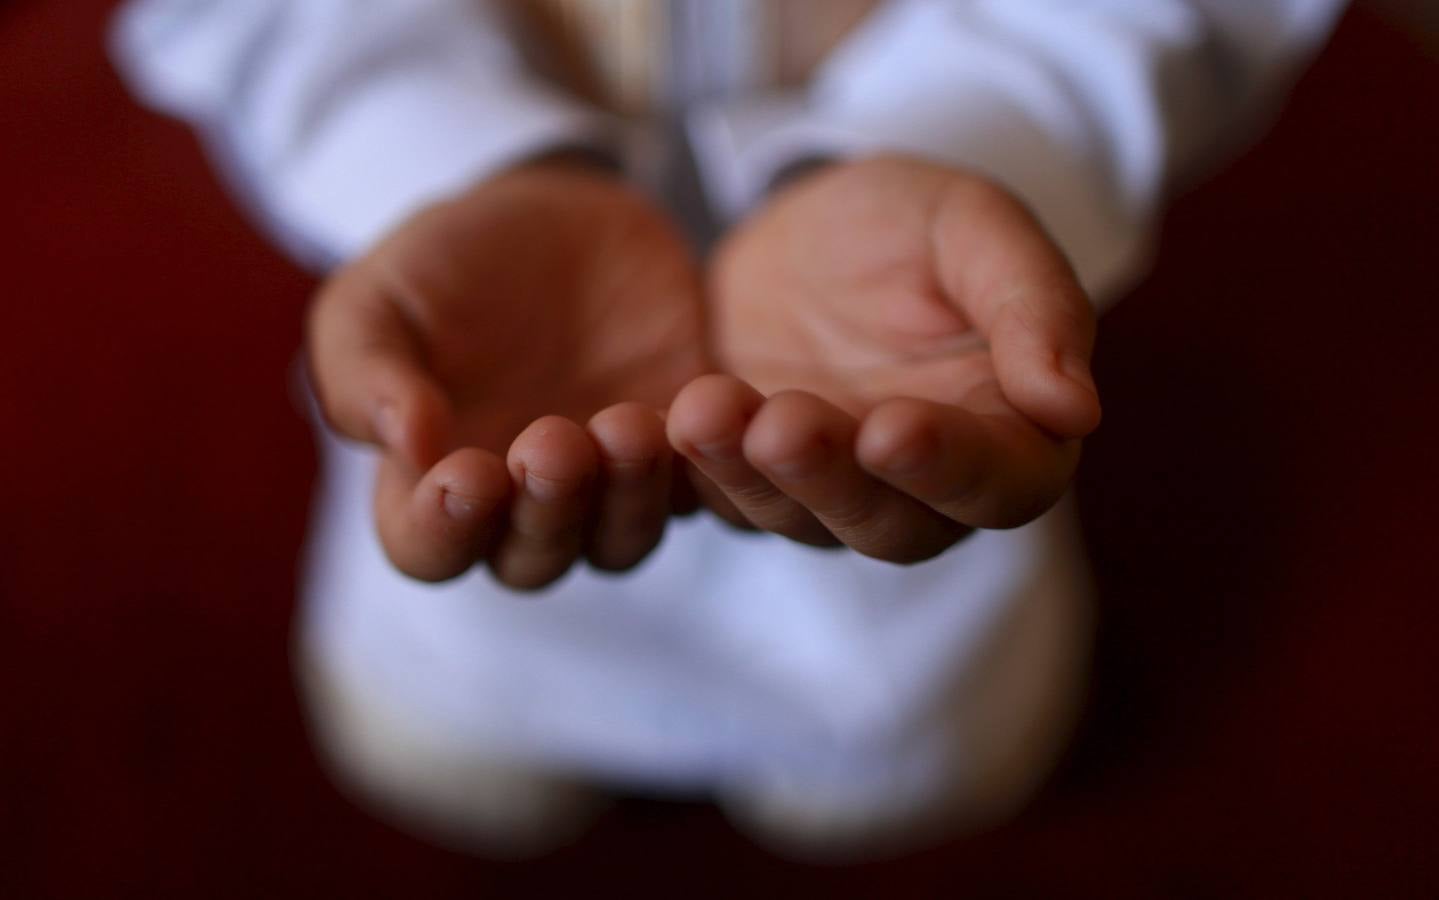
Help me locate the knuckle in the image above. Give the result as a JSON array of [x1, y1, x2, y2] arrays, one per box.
[[856, 523, 966, 566], [819, 487, 881, 535], [725, 478, 784, 508]]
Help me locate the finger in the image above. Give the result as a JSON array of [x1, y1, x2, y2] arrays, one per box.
[[856, 397, 1080, 530], [667, 377, 777, 531], [667, 374, 836, 547], [307, 264, 453, 469], [745, 391, 968, 563], [932, 180, 1101, 439], [489, 416, 599, 591], [652, 409, 702, 518], [373, 448, 511, 583], [585, 403, 673, 572], [668, 457, 704, 518], [679, 461, 757, 532], [988, 286, 1101, 440]]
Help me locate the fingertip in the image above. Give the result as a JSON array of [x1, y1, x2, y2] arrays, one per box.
[[307, 275, 453, 467], [989, 297, 1101, 439], [373, 402, 405, 452], [375, 449, 508, 584], [856, 398, 943, 476], [1001, 361, 1103, 440], [508, 416, 598, 501], [372, 382, 454, 471], [588, 402, 668, 475], [585, 403, 674, 573], [667, 374, 763, 460], [430, 448, 511, 522], [1058, 354, 1104, 436], [743, 391, 844, 478]]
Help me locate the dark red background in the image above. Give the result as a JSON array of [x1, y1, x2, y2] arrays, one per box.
[[2, 2, 1436, 896]]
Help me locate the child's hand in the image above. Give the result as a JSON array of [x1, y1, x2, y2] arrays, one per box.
[[668, 156, 1101, 563], [307, 157, 707, 588]]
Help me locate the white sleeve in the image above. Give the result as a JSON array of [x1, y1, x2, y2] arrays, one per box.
[[690, 0, 1346, 303], [111, 0, 612, 268]]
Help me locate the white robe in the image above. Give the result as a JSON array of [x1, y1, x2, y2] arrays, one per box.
[[110, 0, 1345, 818]]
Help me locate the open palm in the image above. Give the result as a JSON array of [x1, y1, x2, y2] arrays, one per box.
[[309, 160, 707, 587], [668, 157, 1101, 562]]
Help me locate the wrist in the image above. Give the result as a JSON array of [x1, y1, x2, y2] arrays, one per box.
[[512, 146, 623, 179], [766, 155, 838, 196]]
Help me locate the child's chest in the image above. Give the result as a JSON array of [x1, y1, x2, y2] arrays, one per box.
[[505, 0, 882, 114]]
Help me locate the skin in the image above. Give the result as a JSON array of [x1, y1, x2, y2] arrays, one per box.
[[307, 158, 707, 588], [670, 156, 1102, 563], [307, 154, 1101, 588]]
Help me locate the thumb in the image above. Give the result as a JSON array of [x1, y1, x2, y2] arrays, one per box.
[[988, 285, 1102, 440], [306, 264, 454, 470], [933, 176, 1102, 439]]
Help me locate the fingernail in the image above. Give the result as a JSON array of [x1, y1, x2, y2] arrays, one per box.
[[524, 470, 574, 503], [605, 455, 657, 481], [693, 440, 740, 463], [766, 438, 829, 480], [442, 489, 480, 522], [374, 403, 403, 450], [881, 432, 936, 476], [1060, 356, 1098, 398]]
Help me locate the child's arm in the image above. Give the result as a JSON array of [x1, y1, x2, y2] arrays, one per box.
[[670, 157, 1098, 561], [306, 157, 708, 587], [692, 0, 1348, 306], [111, 0, 611, 268], [672, 0, 1346, 559], [111, 2, 706, 588]]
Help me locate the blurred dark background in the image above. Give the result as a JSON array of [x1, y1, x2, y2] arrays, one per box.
[[2, 1, 1436, 896]]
